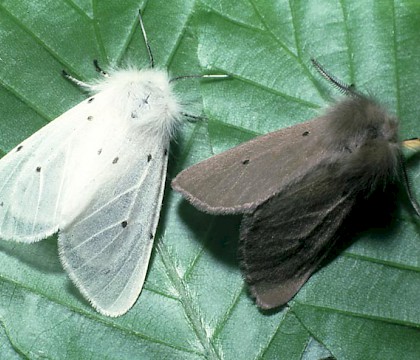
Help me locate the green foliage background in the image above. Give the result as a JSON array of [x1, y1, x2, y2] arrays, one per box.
[[0, 0, 419, 359]]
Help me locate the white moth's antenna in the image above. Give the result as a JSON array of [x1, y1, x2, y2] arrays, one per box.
[[138, 10, 155, 68], [137, 11, 228, 81]]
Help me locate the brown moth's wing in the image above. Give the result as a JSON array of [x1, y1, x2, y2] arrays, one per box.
[[239, 165, 356, 309], [172, 115, 333, 214]]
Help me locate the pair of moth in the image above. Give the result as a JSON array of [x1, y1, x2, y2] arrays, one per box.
[[0, 13, 418, 317]]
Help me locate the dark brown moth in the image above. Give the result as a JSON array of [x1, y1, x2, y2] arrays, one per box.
[[171, 60, 420, 309]]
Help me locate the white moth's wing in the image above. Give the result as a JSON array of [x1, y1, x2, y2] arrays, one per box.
[[54, 72, 175, 317], [58, 135, 168, 317], [0, 69, 179, 316], [0, 96, 105, 242]]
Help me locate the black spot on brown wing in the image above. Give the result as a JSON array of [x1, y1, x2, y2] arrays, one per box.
[[36, 166, 41, 172], [121, 221, 128, 228], [302, 131, 310, 136], [87, 116, 93, 121], [242, 159, 250, 165], [112, 157, 119, 164], [149, 233, 154, 239], [16, 145, 23, 152], [98, 149, 102, 155], [147, 154, 152, 162], [88, 97, 95, 103]]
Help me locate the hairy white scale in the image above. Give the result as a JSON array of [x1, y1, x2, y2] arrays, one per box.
[[0, 68, 181, 316]]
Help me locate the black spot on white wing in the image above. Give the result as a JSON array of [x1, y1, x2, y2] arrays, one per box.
[[112, 157, 119, 164], [131, 112, 137, 118], [0, 202, 3, 207], [88, 97, 95, 103], [164, 149, 168, 156], [121, 221, 128, 228], [16, 145, 23, 152], [87, 116, 93, 121], [36, 166, 41, 172], [98, 149, 102, 155], [147, 154, 152, 162], [149, 233, 154, 239]]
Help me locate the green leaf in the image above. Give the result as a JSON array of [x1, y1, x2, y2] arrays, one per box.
[[0, 0, 419, 359]]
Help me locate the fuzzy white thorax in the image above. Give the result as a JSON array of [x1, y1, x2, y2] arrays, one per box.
[[89, 68, 182, 144]]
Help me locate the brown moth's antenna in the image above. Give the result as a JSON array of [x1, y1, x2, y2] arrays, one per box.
[[311, 58, 359, 97], [138, 10, 155, 68]]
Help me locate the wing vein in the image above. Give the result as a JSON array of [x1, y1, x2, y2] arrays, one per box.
[[76, 162, 152, 226], [95, 240, 138, 299], [70, 220, 125, 253], [72, 226, 124, 270], [0, 155, 27, 194], [103, 158, 169, 309], [31, 171, 44, 233], [54, 140, 72, 224]]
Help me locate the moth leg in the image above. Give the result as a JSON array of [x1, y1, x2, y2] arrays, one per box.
[[62, 70, 93, 90], [62, 58, 108, 90], [398, 152, 420, 216], [93, 59, 109, 78], [403, 137, 420, 150], [181, 112, 203, 123]]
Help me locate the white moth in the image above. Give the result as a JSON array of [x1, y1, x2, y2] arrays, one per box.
[[0, 12, 226, 317]]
